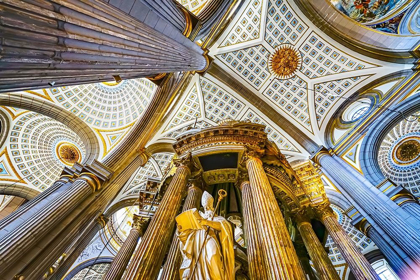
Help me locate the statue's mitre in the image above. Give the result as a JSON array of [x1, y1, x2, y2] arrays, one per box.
[[201, 191, 214, 208]]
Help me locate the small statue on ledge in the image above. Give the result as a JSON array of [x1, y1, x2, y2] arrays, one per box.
[[176, 190, 235, 280]]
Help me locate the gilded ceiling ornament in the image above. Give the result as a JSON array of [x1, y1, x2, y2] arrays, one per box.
[[268, 44, 302, 79], [393, 137, 420, 165], [56, 142, 82, 166]]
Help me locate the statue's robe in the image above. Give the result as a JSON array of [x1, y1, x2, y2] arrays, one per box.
[[178, 212, 235, 280]]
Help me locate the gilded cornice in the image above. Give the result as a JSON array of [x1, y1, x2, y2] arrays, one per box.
[[173, 120, 267, 156]]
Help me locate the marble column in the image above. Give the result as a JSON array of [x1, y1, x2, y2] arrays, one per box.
[[294, 240, 317, 280], [295, 215, 340, 280], [240, 180, 267, 279], [49, 215, 109, 280], [103, 215, 149, 280], [393, 193, 420, 219], [316, 205, 380, 280], [359, 220, 418, 280], [313, 149, 420, 274], [245, 152, 306, 279], [160, 182, 203, 280], [124, 156, 193, 280], [0, 173, 101, 279], [0, 175, 72, 229], [0, 0, 207, 92]]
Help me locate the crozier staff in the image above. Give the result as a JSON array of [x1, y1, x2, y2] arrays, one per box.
[[177, 190, 235, 280]]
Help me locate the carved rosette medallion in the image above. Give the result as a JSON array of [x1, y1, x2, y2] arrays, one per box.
[[392, 136, 420, 165], [55, 142, 82, 166], [268, 44, 302, 79]]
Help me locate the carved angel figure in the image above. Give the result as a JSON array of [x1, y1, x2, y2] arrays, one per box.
[[177, 191, 235, 280]]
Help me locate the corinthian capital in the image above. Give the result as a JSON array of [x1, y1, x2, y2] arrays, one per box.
[[241, 146, 265, 164], [313, 201, 335, 220], [132, 214, 150, 235], [173, 152, 199, 173]]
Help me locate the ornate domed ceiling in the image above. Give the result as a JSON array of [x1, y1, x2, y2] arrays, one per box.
[[0, 109, 85, 192], [378, 112, 420, 197]]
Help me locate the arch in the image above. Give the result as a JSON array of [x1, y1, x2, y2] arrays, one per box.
[[103, 198, 138, 218], [0, 108, 10, 151], [63, 257, 113, 280], [365, 249, 386, 264], [359, 93, 420, 185], [324, 70, 410, 147], [325, 189, 352, 210], [146, 141, 176, 155], [0, 182, 40, 200], [293, 0, 420, 63], [0, 92, 100, 164], [196, 0, 237, 40]]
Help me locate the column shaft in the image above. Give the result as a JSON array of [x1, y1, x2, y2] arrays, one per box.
[[320, 209, 380, 280], [160, 184, 203, 280], [367, 226, 418, 280], [0, 178, 70, 230], [103, 214, 148, 280], [49, 221, 103, 280], [297, 220, 340, 280], [141, 0, 186, 32], [246, 156, 305, 279], [0, 176, 98, 279], [401, 202, 420, 218], [317, 153, 420, 274], [241, 181, 268, 279], [0, 0, 206, 92], [125, 164, 191, 280]]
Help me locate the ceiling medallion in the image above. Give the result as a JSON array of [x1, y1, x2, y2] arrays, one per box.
[[268, 44, 302, 79], [56, 142, 82, 166], [392, 137, 420, 166]]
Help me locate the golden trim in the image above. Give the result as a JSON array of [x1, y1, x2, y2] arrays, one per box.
[[93, 122, 135, 158], [180, 7, 193, 38], [334, 75, 413, 153], [0, 107, 28, 121], [0, 147, 24, 182], [25, 89, 53, 102]]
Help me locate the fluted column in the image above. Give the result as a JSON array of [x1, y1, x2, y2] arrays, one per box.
[[0, 175, 72, 229], [125, 156, 193, 280], [316, 205, 380, 280], [358, 220, 418, 280], [240, 180, 267, 279], [103, 215, 149, 280], [160, 182, 203, 280], [294, 240, 317, 280], [314, 150, 420, 275], [141, 0, 187, 33], [49, 215, 109, 280], [0, 0, 207, 92], [295, 215, 340, 280], [0, 173, 101, 279], [245, 152, 306, 279]]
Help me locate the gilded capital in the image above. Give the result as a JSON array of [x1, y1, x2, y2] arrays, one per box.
[[357, 218, 372, 236], [132, 214, 150, 235], [236, 167, 249, 189], [137, 148, 150, 167], [57, 174, 73, 184], [77, 172, 101, 192], [294, 211, 311, 228], [173, 152, 196, 174], [97, 214, 109, 228], [313, 202, 335, 221], [311, 147, 331, 165], [241, 147, 264, 165]]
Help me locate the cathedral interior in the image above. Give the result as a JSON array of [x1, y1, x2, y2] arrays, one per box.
[[1, 0, 420, 279]]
